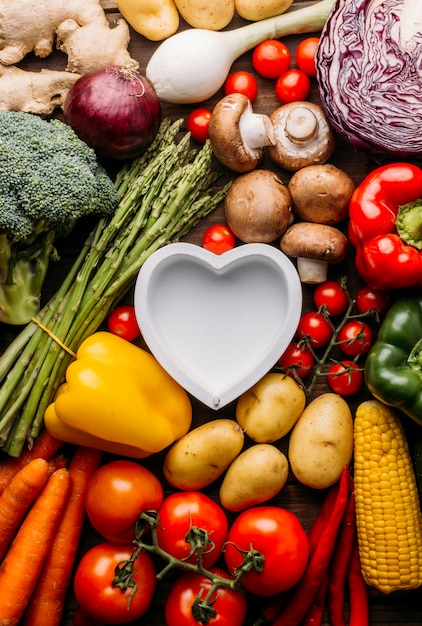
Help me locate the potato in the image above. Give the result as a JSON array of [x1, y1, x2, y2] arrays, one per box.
[[163, 419, 244, 490], [235, 0, 293, 21], [174, 0, 235, 30], [288, 393, 353, 489], [219, 444, 289, 512], [116, 0, 179, 41], [235, 373, 306, 443]]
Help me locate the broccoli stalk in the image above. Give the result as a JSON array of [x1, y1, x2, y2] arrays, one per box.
[[0, 110, 119, 325], [0, 228, 59, 325]]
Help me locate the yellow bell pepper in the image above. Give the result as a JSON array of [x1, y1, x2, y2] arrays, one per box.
[[44, 331, 192, 458]]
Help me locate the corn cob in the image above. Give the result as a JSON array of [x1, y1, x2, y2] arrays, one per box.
[[353, 399, 422, 594]]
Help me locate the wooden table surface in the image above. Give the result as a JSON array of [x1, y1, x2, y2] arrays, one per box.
[[1, 1, 421, 624]]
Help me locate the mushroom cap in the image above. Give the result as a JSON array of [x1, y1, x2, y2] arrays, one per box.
[[288, 164, 356, 225], [224, 169, 292, 243], [208, 93, 267, 173], [280, 222, 348, 263], [267, 102, 336, 172]]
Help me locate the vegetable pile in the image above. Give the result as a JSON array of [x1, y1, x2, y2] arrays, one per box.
[[316, 0, 422, 156], [0, 119, 229, 457]]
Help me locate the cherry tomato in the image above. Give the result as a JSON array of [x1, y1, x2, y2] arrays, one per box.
[[275, 69, 311, 104], [328, 361, 364, 395], [295, 37, 319, 77], [278, 341, 315, 378], [84, 460, 164, 543], [186, 108, 212, 143], [165, 567, 247, 626], [337, 320, 373, 357], [156, 491, 228, 569], [107, 305, 140, 342], [252, 39, 291, 79], [297, 311, 333, 348], [313, 280, 350, 317], [202, 223, 236, 254], [74, 542, 156, 624], [224, 71, 258, 102], [355, 285, 392, 316], [224, 506, 309, 596]]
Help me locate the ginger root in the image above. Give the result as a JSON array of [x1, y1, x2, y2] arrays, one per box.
[[0, 0, 138, 114], [0, 65, 80, 115]]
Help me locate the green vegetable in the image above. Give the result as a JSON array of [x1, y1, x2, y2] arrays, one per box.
[[365, 296, 422, 426], [0, 111, 119, 325], [0, 118, 230, 457]]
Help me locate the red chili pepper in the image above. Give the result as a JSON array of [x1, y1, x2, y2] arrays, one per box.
[[348, 538, 369, 626], [327, 477, 356, 626], [301, 574, 328, 626], [348, 162, 422, 291], [271, 466, 350, 626]]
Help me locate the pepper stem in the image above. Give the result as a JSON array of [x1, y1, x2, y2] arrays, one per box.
[[408, 338, 422, 372], [396, 200, 422, 250]]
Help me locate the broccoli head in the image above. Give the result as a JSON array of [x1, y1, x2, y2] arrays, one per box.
[[0, 110, 119, 325]]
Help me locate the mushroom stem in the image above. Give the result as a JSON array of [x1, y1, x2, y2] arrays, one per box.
[[239, 109, 276, 150], [296, 257, 329, 283], [285, 106, 318, 143]]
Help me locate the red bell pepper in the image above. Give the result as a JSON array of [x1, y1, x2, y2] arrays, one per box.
[[348, 162, 422, 290]]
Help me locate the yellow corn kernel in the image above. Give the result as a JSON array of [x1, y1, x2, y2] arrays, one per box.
[[354, 400, 422, 594]]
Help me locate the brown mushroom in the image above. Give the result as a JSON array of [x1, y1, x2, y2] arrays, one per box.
[[224, 169, 292, 243], [267, 102, 335, 172], [280, 222, 348, 283], [208, 93, 276, 173], [288, 164, 356, 225]]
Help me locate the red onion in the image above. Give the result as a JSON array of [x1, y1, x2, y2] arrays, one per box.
[[63, 65, 162, 160]]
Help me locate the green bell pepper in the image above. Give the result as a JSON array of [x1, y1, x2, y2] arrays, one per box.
[[365, 296, 422, 427]]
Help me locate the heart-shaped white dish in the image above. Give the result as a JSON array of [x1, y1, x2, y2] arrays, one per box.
[[134, 242, 302, 409]]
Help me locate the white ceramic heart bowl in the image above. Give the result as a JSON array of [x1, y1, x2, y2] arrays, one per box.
[[134, 242, 302, 410]]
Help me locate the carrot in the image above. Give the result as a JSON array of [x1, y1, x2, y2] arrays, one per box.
[[22, 447, 103, 626], [0, 429, 63, 495], [0, 467, 70, 626], [0, 457, 50, 561]]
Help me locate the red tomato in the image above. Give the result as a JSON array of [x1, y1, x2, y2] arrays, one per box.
[[74, 542, 156, 624], [224, 506, 309, 596], [337, 320, 373, 357], [297, 311, 333, 348], [313, 280, 350, 317], [186, 108, 212, 143], [278, 341, 314, 378], [202, 224, 236, 254], [107, 305, 140, 342], [355, 285, 392, 316], [156, 492, 228, 569], [224, 71, 258, 102], [165, 567, 247, 626], [275, 69, 311, 104], [84, 460, 164, 543], [328, 361, 364, 395], [252, 39, 291, 79], [295, 37, 319, 77]]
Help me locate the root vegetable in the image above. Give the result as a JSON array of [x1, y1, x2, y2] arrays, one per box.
[[224, 169, 292, 243], [174, 0, 235, 30], [219, 444, 289, 512], [235, 0, 294, 21], [235, 373, 306, 443], [288, 164, 356, 225], [116, 0, 180, 41], [0, 65, 80, 115], [288, 393, 354, 489]]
